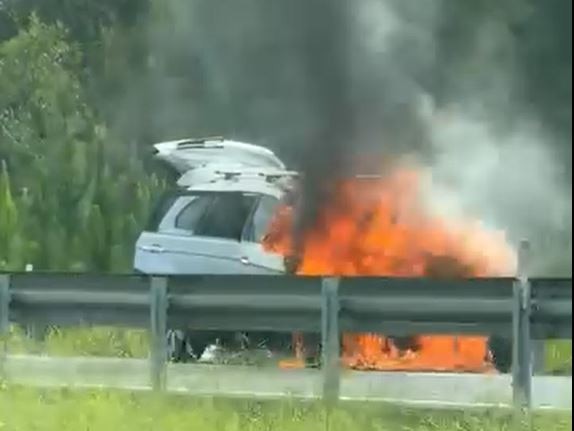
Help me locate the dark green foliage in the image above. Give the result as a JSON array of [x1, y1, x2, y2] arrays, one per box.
[[0, 17, 164, 271]]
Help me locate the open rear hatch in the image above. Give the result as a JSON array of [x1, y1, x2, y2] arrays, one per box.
[[152, 137, 286, 174]]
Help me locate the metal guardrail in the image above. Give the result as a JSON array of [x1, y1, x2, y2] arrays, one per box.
[[1, 274, 570, 337], [0, 256, 571, 412]]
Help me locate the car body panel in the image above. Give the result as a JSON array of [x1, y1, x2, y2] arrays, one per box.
[[239, 242, 285, 274], [186, 179, 286, 199], [135, 231, 248, 275], [134, 181, 287, 275]]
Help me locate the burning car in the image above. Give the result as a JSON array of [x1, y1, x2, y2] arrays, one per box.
[[134, 136, 514, 371]]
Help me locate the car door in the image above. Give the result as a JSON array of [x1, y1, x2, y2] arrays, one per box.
[[240, 195, 286, 274], [134, 191, 258, 274]]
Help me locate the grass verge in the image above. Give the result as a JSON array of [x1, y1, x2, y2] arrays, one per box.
[[0, 385, 571, 431], [7, 325, 149, 358], [7, 325, 573, 373], [546, 340, 573, 374]]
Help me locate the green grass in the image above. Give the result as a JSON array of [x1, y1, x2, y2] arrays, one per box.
[[0, 385, 571, 431], [7, 325, 149, 358], [2, 327, 572, 430], [6, 325, 572, 373], [546, 340, 572, 374]]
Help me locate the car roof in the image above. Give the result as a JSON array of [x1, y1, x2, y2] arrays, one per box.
[[184, 176, 288, 199]]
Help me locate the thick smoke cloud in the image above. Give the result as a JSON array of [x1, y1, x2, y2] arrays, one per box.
[[143, 0, 438, 162], [138, 0, 571, 276]]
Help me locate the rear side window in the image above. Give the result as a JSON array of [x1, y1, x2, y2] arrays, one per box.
[[244, 196, 279, 243], [146, 192, 179, 232], [194, 193, 257, 241], [175, 196, 213, 232]]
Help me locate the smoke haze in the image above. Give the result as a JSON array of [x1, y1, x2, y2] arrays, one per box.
[[136, 0, 571, 275]]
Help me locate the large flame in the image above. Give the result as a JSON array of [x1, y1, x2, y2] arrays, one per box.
[[263, 164, 516, 372]]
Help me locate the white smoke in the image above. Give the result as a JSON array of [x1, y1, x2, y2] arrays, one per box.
[[431, 111, 571, 274], [426, 107, 567, 225], [352, 0, 572, 275]]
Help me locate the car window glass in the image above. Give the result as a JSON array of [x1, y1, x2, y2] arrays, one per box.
[[246, 196, 279, 243], [146, 192, 179, 232], [195, 193, 257, 241], [174, 196, 212, 232]]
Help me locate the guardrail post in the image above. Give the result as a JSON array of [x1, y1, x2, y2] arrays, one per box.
[[23, 264, 48, 347], [0, 274, 10, 379], [150, 276, 168, 392], [512, 240, 532, 414], [321, 277, 340, 405]]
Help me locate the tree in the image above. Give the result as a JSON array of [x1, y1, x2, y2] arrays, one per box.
[[0, 17, 164, 271]]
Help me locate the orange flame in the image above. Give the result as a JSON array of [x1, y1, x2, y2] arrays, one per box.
[[264, 164, 516, 372]]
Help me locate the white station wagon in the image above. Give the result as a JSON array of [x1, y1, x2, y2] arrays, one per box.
[[134, 137, 294, 277]]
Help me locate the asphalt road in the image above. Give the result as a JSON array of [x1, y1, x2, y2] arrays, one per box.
[[3, 354, 571, 410]]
